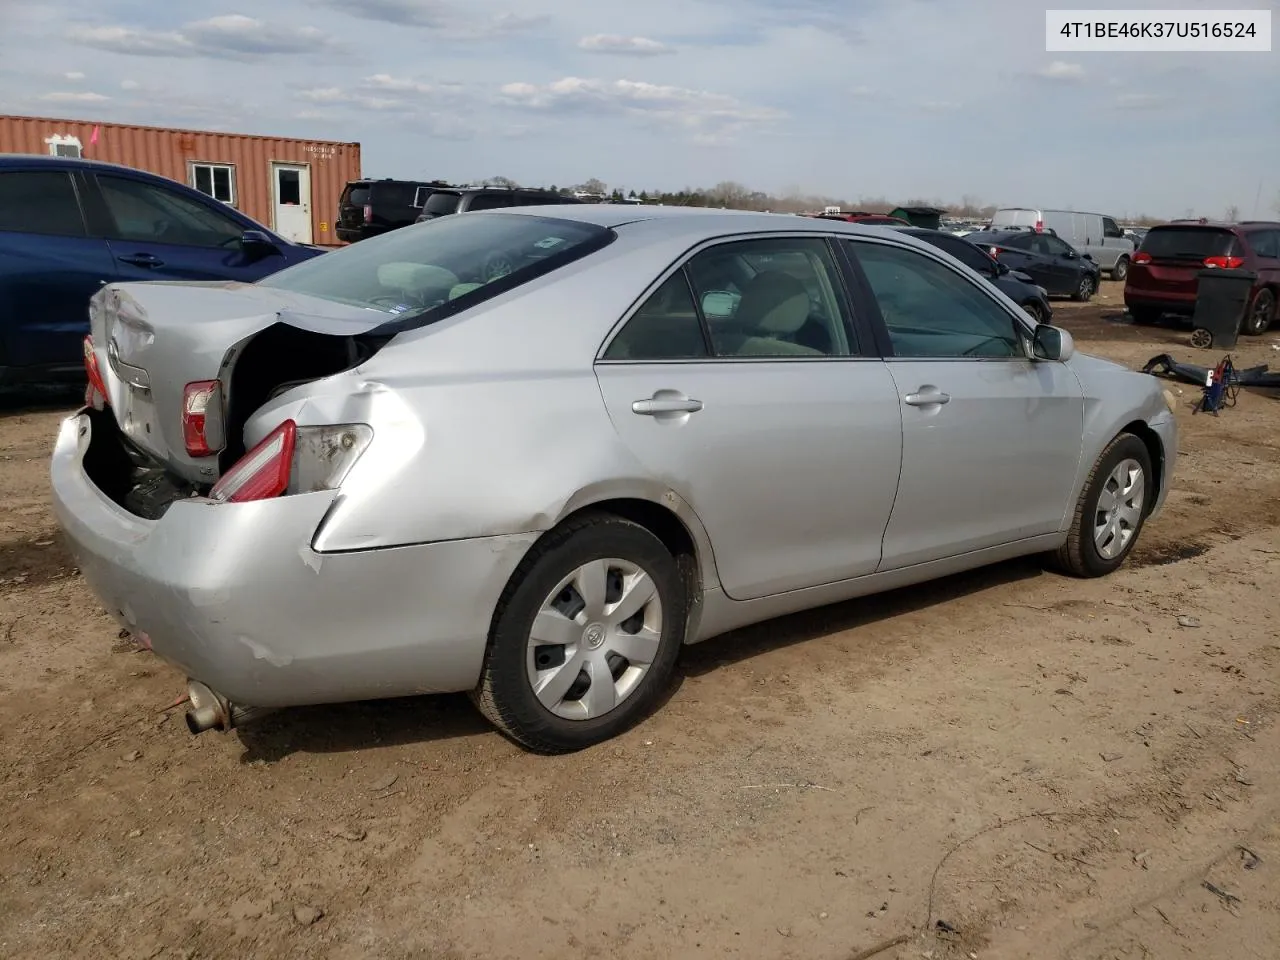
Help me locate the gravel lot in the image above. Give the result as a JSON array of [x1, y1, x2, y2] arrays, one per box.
[[1, 280, 1278, 960]]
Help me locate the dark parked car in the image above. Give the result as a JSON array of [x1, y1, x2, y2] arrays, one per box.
[[1124, 219, 1280, 334], [804, 211, 910, 226], [0, 155, 323, 386], [965, 229, 1101, 301], [414, 186, 582, 222], [336, 178, 452, 243], [893, 227, 1054, 323]]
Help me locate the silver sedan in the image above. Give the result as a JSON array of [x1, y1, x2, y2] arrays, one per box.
[[51, 205, 1177, 752]]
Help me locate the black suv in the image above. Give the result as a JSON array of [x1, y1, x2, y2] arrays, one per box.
[[337, 178, 452, 242], [415, 186, 580, 222]]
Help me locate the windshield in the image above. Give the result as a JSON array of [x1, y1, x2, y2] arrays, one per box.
[[422, 192, 461, 217], [258, 212, 612, 331], [343, 185, 370, 206], [1140, 227, 1239, 260]]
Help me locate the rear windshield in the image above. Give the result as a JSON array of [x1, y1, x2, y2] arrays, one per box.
[[1141, 227, 1239, 259], [422, 192, 461, 216], [257, 212, 613, 333], [343, 184, 371, 206]]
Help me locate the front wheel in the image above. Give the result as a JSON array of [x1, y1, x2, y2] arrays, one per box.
[[1073, 274, 1097, 302], [1050, 433, 1153, 578], [1242, 288, 1276, 336], [1111, 256, 1129, 282], [473, 513, 686, 753], [1022, 299, 1047, 324]]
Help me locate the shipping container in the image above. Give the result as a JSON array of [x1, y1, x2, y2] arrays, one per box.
[[0, 114, 360, 247]]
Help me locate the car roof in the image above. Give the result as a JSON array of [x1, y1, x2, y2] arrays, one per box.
[[1154, 220, 1279, 231], [0, 153, 171, 176], [495, 203, 948, 244]]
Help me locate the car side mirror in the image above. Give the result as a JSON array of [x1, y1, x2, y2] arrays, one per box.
[[1062, 249, 1077, 259], [1081, 252, 1094, 261], [241, 230, 279, 256], [1032, 324, 1074, 362], [994, 260, 1010, 276]]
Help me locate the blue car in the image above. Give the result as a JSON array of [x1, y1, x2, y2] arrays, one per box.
[[0, 155, 324, 386]]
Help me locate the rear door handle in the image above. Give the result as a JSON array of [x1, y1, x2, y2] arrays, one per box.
[[904, 389, 950, 406], [632, 397, 703, 415], [119, 253, 163, 268]]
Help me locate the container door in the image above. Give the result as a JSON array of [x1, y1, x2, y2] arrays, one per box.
[[271, 163, 312, 244]]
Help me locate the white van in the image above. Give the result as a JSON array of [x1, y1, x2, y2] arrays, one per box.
[[990, 208, 1135, 280]]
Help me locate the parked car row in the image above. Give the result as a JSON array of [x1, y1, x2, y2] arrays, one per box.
[[55, 202, 1178, 752]]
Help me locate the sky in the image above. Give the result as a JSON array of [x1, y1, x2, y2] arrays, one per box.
[[0, 0, 1276, 219]]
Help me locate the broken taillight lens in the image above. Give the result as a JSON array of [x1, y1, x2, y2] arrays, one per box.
[[209, 422, 373, 503], [210, 420, 296, 503], [363, 203, 373, 224], [182, 380, 225, 457], [83, 336, 107, 410]]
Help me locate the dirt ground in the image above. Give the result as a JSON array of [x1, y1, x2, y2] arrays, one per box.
[[1, 280, 1278, 960]]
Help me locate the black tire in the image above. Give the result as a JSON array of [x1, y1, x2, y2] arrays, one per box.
[[1072, 274, 1097, 302], [1050, 433, 1153, 578], [1128, 307, 1162, 325], [1021, 299, 1047, 324], [472, 512, 686, 753], [1111, 256, 1129, 282], [1242, 287, 1276, 336]]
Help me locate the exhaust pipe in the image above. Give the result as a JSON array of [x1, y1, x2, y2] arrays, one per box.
[[184, 679, 273, 734]]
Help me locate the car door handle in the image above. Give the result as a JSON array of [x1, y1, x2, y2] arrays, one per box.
[[632, 397, 703, 415], [904, 389, 950, 406], [119, 253, 163, 267]]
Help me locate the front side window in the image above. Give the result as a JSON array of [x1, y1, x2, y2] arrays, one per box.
[[0, 171, 86, 236], [422, 192, 461, 217], [190, 162, 236, 205], [927, 235, 995, 274], [1000, 233, 1035, 251], [258, 212, 612, 331], [1246, 230, 1279, 259], [1041, 235, 1072, 257], [467, 193, 511, 211], [97, 175, 244, 247], [1103, 216, 1124, 238], [684, 237, 853, 357], [848, 241, 1024, 359]]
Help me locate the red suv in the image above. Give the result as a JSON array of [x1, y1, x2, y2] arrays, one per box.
[[1124, 220, 1280, 335]]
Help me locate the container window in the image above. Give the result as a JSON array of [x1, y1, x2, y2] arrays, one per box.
[[190, 162, 236, 205], [44, 134, 82, 158]]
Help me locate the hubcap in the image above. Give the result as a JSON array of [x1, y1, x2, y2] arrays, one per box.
[[526, 558, 663, 721], [1093, 458, 1145, 560]]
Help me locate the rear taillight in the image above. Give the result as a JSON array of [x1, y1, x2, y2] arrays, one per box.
[[988, 246, 1001, 257], [182, 380, 225, 457], [83, 336, 107, 410], [1034, 220, 1043, 233], [363, 204, 373, 224], [1132, 251, 1152, 265], [209, 422, 373, 504], [210, 420, 296, 503], [1203, 255, 1244, 269]]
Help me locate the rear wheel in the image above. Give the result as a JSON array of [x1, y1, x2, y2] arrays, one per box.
[[1051, 433, 1152, 578], [1111, 256, 1129, 281], [473, 513, 686, 753], [1073, 274, 1097, 302], [1242, 288, 1276, 336]]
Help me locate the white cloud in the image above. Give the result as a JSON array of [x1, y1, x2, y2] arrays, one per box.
[[1036, 60, 1085, 82], [119, 79, 139, 90], [578, 34, 673, 55], [315, 0, 548, 38], [40, 91, 110, 103], [850, 85, 874, 97], [1114, 92, 1166, 109], [917, 99, 960, 112], [68, 17, 335, 60], [497, 76, 783, 143], [64, 70, 85, 81]]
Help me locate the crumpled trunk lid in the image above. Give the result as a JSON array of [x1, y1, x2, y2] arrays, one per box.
[[88, 280, 392, 486]]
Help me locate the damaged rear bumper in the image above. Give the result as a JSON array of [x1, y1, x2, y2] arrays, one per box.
[[50, 412, 537, 708]]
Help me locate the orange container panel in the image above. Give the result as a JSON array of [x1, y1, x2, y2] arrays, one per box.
[[0, 114, 361, 247]]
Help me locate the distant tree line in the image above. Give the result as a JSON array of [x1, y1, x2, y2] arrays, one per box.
[[479, 176, 1175, 225]]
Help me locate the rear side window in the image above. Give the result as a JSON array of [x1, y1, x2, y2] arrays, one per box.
[[922, 234, 994, 274], [0, 171, 87, 236], [257, 212, 613, 332], [343, 185, 371, 206], [371, 182, 418, 207], [1140, 228, 1240, 260], [467, 193, 511, 211], [1245, 230, 1279, 259], [423, 192, 461, 216]]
